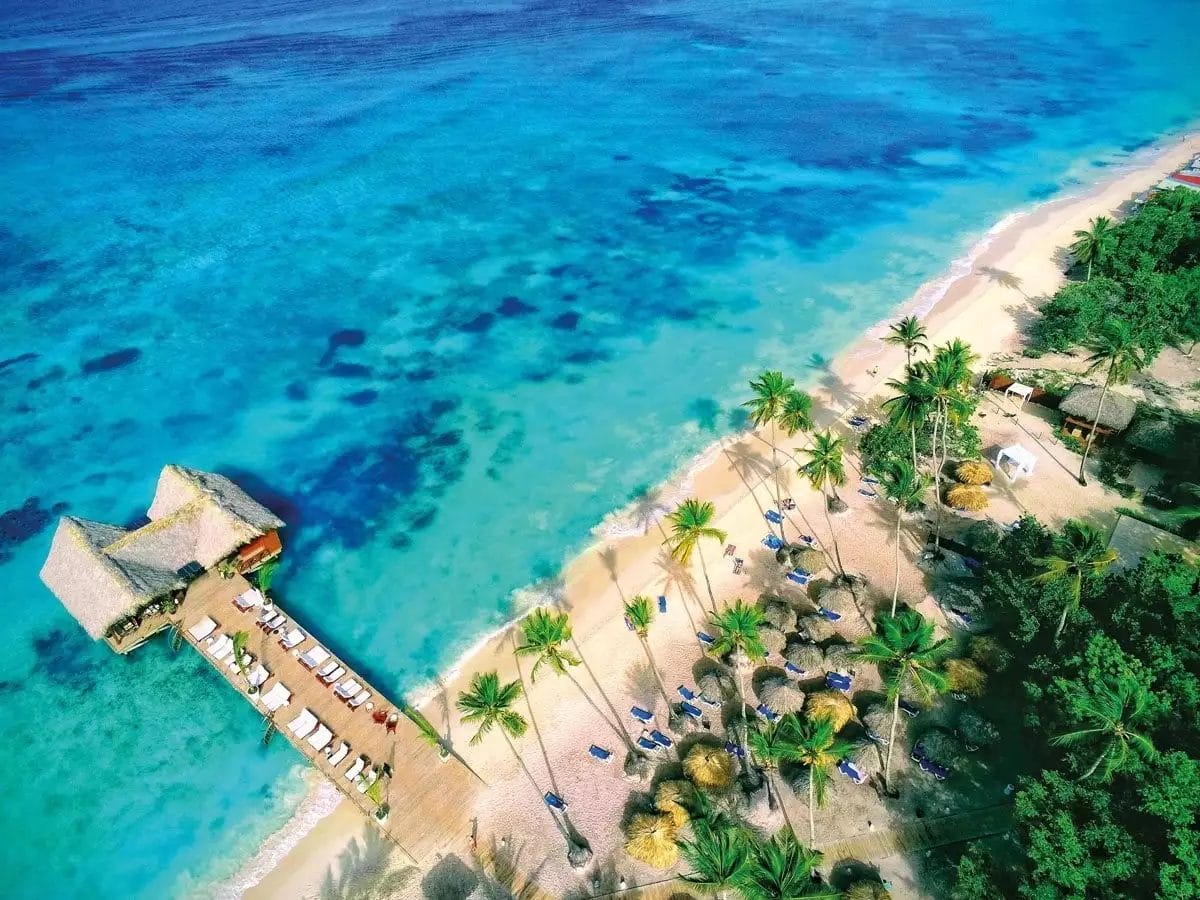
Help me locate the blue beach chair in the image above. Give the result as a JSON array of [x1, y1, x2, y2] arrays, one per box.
[[898, 699, 921, 718], [658, 595, 667, 613], [825, 672, 852, 692], [679, 701, 703, 719], [786, 571, 809, 586], [677, 685, 697, 702], [858, 487, 878, 499], [589, 744, 612, 762], [636, 736, 659, 752], [764, 509, 784, 525], [544, 791, 568, 810], [784, 661, 805, 676], [697, 631, 716, 646], [862, 475, 880, 485], [818, 606, 841, 621], [799, 534, 815, 545], [838, 759, 866, 784], [631, 706, 654, 723], [724, 740, 746, 758], [756, 703, 779, 722], [650, 729, 673, 748], [762, 534, 784, 550]]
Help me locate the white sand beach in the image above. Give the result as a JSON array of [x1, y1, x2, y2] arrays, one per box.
[[240, 131, 1200, 900]]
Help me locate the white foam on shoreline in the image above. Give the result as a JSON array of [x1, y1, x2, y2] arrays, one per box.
[[217, 128, 1200, 898]]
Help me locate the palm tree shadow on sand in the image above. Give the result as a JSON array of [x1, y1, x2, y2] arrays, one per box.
[[318, 825, 417, 900]]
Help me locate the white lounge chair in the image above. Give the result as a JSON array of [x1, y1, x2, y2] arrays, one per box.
[[320, 666, 345, 686], [228, 651, 254, 673], [255, 607, 274, 627], [259, 682, 292, 713], [208, 635, 234, 661], [307, 724, 333, 752], [234, 588, 265, 611], [247, 665, 270, 688], [328, 743, 350, 766], [348, 690, 371, 710], [356, 767, 380, 794], [315, 660, 338, 679], [262, 613, 285, 632], [187, 616, 217, 642], [344, 756, 367, 780], [299, 646, 330, 670], [280, 628, 306, 650], [334, 679, 361, 700], [287, 708, 318, 739]]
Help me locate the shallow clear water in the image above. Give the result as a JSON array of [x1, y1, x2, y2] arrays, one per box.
[[1, 0, 1197, 895]]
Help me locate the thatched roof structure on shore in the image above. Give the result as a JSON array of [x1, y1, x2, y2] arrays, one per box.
[[1059, 384, 1136, 431], [40, 466, 283, 638], [784, 641, 825, 673], [698, 669, 736, 704], [758, 677, 806, 714], [759, 624, 787, 655], [761, 599, 796, 632]]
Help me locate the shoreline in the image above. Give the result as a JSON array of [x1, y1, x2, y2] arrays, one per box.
[[232, 128, 1200, 899]]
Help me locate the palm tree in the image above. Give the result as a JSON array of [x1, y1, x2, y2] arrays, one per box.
[[677, 821, 751, 899], [625, 595, 670, 705], [739, 827, 833, 900], [457, 671, 541, 792], [514, 608, 633, 750], [798, 431, 847, 576], [747, 718, 798, 821], [1070, 216, 1116, 281], [231, 629, 252, 685], [745, 371, 796, 538], [919, 342, 977, 554], [255, 559, 280, 596], [884, 316, 929, 368], [666, 498, 728, 613], [777, 389, 814, 440], [1030, 520, 1119, 640], [709, 599, 767, 748], [882, 372, 934, 473], [852, 611, 950, 789], [790, 715, 857, 845], [879, 460, 929, 615], [1075, 321, 1148, 485], [1051, 677, 1156, 781]]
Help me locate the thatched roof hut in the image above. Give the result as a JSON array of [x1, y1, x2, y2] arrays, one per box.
[[698, 669, 736, 704], [798, 614, 838, 643], [758, 677, 806, 715], [684, 743, 734, 791], [624, 813, 679, 868], [823, 643, 858, 674], [784, 641, 825, 673], [955, 460, 994, 486], [761, 599, 796, 632], [1059, 384, 1137, 432], [946, 484, 988, 512], [1127, 412, 1199, 459], [957, 709, 1001, 750], [805, 690, 855, 731], [917, 730, 965, 767], [40, 466, 284, 639], [759, 624, 787, 655], [654, 780, 695, 827], [817, 585, 857, 616], [849, 739, 883, 777]]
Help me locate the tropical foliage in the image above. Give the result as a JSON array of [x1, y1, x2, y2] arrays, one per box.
[[666, 498, 728, 611]]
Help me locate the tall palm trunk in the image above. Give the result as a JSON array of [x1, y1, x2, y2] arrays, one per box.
[[1052, 577, 1082, 642], [1086, 259, 1092, 282], [891, 515, 903, 617], [637, 636, 671, 706], [883, 691, 902, 790], [932, 403, 946, 555], [697, 546, 717, 614], [500, 732, 567, 840], [821, 483, 846, 576], [1077, 375, 1112, 486], [807, 775, 817, 845], [770, 421, 786, 542], [909, 419, 919, 474], [564, 667, 634, 751], [1079, 746, 1110, 781]]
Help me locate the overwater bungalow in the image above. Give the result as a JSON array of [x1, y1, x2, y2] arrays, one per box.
[[40, 465, 283, 653]]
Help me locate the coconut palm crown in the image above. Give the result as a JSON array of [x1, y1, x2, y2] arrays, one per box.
[[514, 608, 581, 681], [457, 671, 527, 745], [1050, 676, 1157, 781], [678, 820, 751, 896], [1075, 320, 1149, 485], [789, 713, 858, 844], [1071, 215, 1116, 281], [1030, 519, 1119, 640], [738, 826, 833, 900], [884, 315, 929, 367], [665, 498, 727, 565]]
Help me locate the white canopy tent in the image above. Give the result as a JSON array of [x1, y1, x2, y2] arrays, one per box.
[[1004, 382, 1035, 406], [996, 444, 1037, 480]]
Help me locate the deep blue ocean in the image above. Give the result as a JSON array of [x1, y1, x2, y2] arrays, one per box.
[[1, 0, 1198, 895]]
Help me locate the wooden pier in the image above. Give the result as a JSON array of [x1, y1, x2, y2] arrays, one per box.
[[176, 569, 475, 863]]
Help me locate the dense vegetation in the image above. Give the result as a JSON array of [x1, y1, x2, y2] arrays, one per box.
[[952, 516, 1200, 900], [1032, 187, 1200, 355]]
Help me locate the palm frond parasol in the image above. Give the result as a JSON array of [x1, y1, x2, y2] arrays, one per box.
[[684, 743, 735, 791], [957, 709, 1001, 749], [805, 690, 855, 731], [918, 729, 965, 767], [837, 614, 871, 639], [863, 704, 904, 745], [797, 614, 838, 643], [946, 484, 989, 511], [759, 624, 787, 655], [955, 459, 994, 485], [849, 739, 883, 777], [761, 599, 796, 632], [817, 585, 857, 615], [845, 881, 892, 900], [757, 677, 806, 714], [654, 780, 695, 827], [784, 640, 825, 673], [944, 658, 988, 697], [791, 547, 826, 574], [698, 669, 736, 704], [624, 813, 680, 869], [822, 642, 857, 674], [968, 636, 1013, 673]]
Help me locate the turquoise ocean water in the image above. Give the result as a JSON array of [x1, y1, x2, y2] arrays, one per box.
[[1, 0, 1198, 895]]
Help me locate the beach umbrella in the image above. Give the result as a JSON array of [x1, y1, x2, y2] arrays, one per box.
[[863, 704, 904, 745], [955, 459, 994, 486], [624, 813, 680, 869], [918, 730, 966, 767], [845, 881, 892, 900], [654, 780, 695, 827], [698, 669, 736, 704], [784, 640, 825, 674], [759, 624, 787, 655], [791, 547, 826, 575], [849, 739, 883, 777], [817, 585, 857, 616], [946, 484, 988, 512], [761, 599, 796, 632], [944, 658, 988, 698], [797, 614, 837, 643], [822, 642, 857, 674], [805, 690, 855, 731], [757, 677, 806, 715], [957, 709, 1001, 750], [684, 743, 735, 791], [967, 636, 1013, 673]]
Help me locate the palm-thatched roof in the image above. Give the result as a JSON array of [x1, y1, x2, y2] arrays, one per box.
[[1059, 384, 1136, 431], [863, 704, 901, 745], [684, 743, 734, 791], [654, 780, 695, 827], [757, 677, 806, 714], [917, 729, 965, 767], [698, 668, 736, 703], [761, 599, 796, 632], [805, 690, 855, 731], [624, 813, 679, 868], [40, 466, 284, 639], [784, 641, 825, 673], [759, 624, 787, 655], [957, 709, 1001, 749], [849, 739, 883, 777], [1127, 412, 1200, 459], [944, 658, 988, 697], [822, 643, 857, 674], [817, 585, 857, 615], [797, 614, 838, 643]]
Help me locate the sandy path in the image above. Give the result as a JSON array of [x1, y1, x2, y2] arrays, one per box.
[[242, 132, 1200, 899]]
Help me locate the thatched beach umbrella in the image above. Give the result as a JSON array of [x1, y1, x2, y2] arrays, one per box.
[[654, 780, 695, 827], [784, 640, 825, 674], [761, 599, 796, 632], [863, 704, 903, 745], [822, 642, 857, 674], [946, 484, 988, 512], [945, 658, 988, 698], [918, 730, 965, 767], [624, 813, 679, 869], [849, 739, 883, 778], [797, 614, 837, 643], [698, 669, 736, 704], [758, 677, 806, 715], [817, 585, 857, 616], [759, 624, 787, 655], [805, 690, 855, 731], [955, 460, 994, 486], [957, 709, 1001, 750], [968, 635, 1013, 673], [838, 614, 871, 640], [845, 881, 892, 900], [792, 547, 826, 575], [684, 743, 735, 791]]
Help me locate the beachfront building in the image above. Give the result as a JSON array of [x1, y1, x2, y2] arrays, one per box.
[[40, 465, 284, 653], [1058, 383, 1136, 444]]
